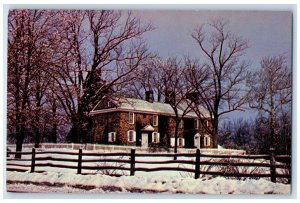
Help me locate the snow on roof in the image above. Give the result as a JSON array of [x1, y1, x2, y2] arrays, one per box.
[[91, 97, 210, 118]]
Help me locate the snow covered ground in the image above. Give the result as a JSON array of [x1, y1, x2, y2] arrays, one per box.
[[6, 171, 290, 194], [6, 147, 291, 194]]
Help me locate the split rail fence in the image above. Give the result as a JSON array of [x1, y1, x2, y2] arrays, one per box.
[[6, 148, 291, 183]]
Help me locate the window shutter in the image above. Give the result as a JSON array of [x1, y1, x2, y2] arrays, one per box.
[[127, 131, 130, 142], [182, 138, 185, 147], [133, 131, 136, 142], [129, 112, 135, 124], [157, 133, 160, 143], [170, 138, 175, 147], [204, 136, 210, 147], [108, 133, 112, 142], [195, 119, 199, 129], [112, 132, 116, 142], [153, 115, 158, 126], [152, 132, 160, 143]]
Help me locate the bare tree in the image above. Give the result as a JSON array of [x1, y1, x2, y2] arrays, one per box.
[[247, 54, 292, 151], [190, 19, 250, 147], [7, 10, 61, 157], [117, 58, 156, 100], [49, 10, 154, 143], [160, 58, 194, 156], [121, 57, 170, 102]]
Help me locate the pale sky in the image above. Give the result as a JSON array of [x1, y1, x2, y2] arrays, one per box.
[[133, 10, 293, 120], [134, 10, 292, 68]]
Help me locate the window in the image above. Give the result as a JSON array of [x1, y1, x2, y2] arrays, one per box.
[[178, 138, 185, 147], [129, 112, 135, 124], [152, 132, 160, 143], [153, 115, 158, 126], [108, 132, 116, 142], [170, 137, 175, 147], [170, 137, 185, 147], [127, 130, 136, 142], [194, 133, 200, 148], [107, 101, 112, 108], [205, 120, 209, 127], [195, 119, 199, 129], [204, 136, 211, 147]]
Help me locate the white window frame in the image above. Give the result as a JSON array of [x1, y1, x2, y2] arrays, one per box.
[[107, 101, 112, 108], [195, 119, 199, 129], [153, 115, 158, 126], [127, 130, 136, 142], [170, 137, 175, 147], [194, 133, 200, 148], [129, 112, 135, 124], [170, 137, 185, 147], [205, 120, 209, 127], [204, 136, 211, 147], [108, 132, 116, 143], [178, 138, 185, 147], [152, 132, 160, 143]]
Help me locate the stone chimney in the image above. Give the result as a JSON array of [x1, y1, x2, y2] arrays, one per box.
[[165, 90, 176, 104], [145, 90, 154, 103], [186, 92, 199, 103]]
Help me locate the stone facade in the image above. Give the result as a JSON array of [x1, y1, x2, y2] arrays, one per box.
[[91, 110, 213, 148]]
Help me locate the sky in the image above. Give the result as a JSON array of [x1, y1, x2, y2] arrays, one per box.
[[131, 10, 292, 120], [134, 10, 292, 69]]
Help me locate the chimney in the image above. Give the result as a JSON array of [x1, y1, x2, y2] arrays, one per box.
[[165, 90, 175, 104], [186, 92, 199, 103], [145, 90, 154, 103]]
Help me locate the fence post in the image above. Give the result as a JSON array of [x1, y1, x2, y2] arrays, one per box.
[[195, 149, 200, 179], [130, 149, 136, 176], [30, 148, 36, 173], [77, 148, 82, 174], [270, 148, 276, 183]]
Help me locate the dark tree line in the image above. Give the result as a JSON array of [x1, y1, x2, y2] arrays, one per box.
[[219, 112, 291, 155]]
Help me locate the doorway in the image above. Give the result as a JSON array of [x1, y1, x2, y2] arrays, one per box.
[[141, 133, 148, 148]]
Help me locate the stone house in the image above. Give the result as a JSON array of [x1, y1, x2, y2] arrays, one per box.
[[90, 91, 213, 148]]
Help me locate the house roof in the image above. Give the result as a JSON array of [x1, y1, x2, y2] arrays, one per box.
[[90, 97, 210, 118]]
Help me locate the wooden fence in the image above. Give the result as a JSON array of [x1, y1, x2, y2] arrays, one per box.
[[6, 148, 291, 183], [6, 143, 246, 154]]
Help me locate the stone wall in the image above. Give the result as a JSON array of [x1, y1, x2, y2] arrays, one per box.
[[92, 111, 213, 148]]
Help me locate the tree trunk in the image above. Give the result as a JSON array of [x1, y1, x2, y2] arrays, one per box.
[[34, 101, 41, 148], [50, 100, 57, 143], [174, 120, 180, 160], [67, 120, 83, 143], [212, 115, 219, 148], [270, 108, 276, 149], [67, 113, 92, 143], [34, 129, 41, 148], [15, 125, 25, 159]]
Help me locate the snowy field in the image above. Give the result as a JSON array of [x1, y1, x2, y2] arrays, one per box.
[[6, 171, 290, 194], [6, 147, 291, 194]]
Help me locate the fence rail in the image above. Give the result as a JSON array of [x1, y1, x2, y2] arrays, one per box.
[[6, 148, 291, 183], [7, 143, 246, 154]]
